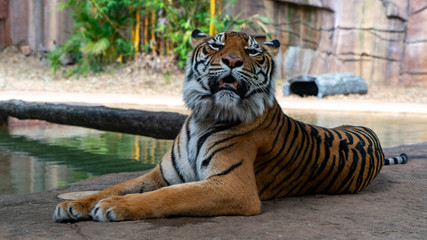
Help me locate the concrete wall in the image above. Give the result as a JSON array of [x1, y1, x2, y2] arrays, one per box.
[[0, 0, 72, 51]]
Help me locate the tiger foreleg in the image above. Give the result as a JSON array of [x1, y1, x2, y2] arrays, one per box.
[[89, 172, 261, 222], [53, 165, 166, 222]]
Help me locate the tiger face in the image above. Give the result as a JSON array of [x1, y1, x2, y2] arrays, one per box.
[[183, 30, 280, 123]]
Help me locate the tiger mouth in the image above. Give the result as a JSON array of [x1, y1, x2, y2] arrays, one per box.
[[218, 75, 238, 93]]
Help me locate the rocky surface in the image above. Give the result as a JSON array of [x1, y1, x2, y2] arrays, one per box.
[[261, 0, 427, 87], [0, 143, 426, 240]]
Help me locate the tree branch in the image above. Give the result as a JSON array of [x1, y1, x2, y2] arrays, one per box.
[[0, 100, 187, 140]]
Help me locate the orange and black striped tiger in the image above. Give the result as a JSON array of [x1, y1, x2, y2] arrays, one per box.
[[54, 30, 407, 222]]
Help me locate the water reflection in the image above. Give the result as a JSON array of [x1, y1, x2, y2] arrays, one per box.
[[0, 125, 172, 195]]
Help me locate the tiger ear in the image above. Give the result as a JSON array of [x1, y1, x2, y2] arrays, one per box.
[[262, 40, 280, 57], [191, 29, 212, 48]]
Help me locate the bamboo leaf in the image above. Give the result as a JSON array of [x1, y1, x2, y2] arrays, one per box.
[[257, 16, 272, 24]]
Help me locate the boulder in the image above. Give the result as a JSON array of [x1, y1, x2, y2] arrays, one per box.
[[282, 73, 368, 98]]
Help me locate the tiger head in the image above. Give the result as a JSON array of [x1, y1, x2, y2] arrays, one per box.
[[183, 29, 280, 123]]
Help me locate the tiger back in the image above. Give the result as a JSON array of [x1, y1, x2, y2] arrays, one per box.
[[253, 104, 385, 199], [53, 30, 403, 223]]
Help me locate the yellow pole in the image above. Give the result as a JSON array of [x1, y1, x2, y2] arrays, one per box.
[[151, 9, 156, 53], [209, 0, 216, 35], [144, 8, 149, 48], [134, 7, 141, 59], [130, 6, 135, 62]]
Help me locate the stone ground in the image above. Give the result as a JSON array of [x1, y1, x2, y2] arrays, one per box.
[[0, 143, 426, 240]]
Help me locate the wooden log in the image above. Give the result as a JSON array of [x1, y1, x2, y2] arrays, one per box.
[[0, 100, 187, 140], [0, 111, 7, 126]]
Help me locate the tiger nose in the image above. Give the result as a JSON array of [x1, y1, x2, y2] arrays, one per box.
[[222, 55, 243, 68]]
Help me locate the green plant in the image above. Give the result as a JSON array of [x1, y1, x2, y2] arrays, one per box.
[[163, 0, 272, 68], [49, 0, 272, 76], [50, 0, 139, 76]]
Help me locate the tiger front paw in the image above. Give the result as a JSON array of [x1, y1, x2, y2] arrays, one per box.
[[53, 201, 93, 223], [90, 196, 147, 222]]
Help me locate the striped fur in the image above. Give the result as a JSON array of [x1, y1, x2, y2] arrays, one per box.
[[53, 30, 406, 222], [384, 153, 408, 165]]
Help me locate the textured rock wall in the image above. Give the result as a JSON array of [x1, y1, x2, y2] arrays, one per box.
[[268, 0, 427, 86]]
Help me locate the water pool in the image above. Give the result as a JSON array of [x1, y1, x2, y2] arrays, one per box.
[[0, 109, 426, 195], [0, 125, 172, 195]]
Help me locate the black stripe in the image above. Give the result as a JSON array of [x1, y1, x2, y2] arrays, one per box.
[[294, 128, 331, 195], [340, 174, 356, 194], [159, 162, 171, 186], [201, 143, 237, 167], [346, 129, 379, 191], [384, 158, 391, 165], [239, 70, 253, 79], [271, 107, 283, 132], [263, 104, 280, 130], [194, 122, 240, 169], [260, 112, 285, 157], [258, 119, 303, 196], [347, 130, 369, 189], [368, 130, 384, 175], [272, 142, 312, 196], [352, 128, 378, 186], [365, 143, 377, 186], [307, 126, 328, 176], [309, 155, 337, 193], [177, 134, 182, 159], [206, 107, 273, 153], [255, 115, 293, 174], [334, 129, 343, 139], [269, 58, 275, 80], [304, 127, 332, 194], [271, 121, 314, 197], [355, 142, 367, 191], [284, 180, 303, 197], [343, 131, 354, 145], [394, 157, 400, 164], [185, 117, 192, 167], [171, 141, 186, 183], [209, 160, 243, 178], [335, 148, 359, 193], [319, 143, 346, 193]]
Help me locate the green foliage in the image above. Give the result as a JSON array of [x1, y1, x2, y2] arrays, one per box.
[[50, 0, 137, 76], [49, 0, 272, 75], [162, 0, 272, 68]]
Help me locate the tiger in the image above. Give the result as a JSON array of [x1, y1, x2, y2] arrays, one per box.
[[53, 29, 407, 222]]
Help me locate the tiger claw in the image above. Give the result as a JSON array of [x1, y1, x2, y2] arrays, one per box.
[[90, 199, 118, 222], [53, 202, 91, 223]]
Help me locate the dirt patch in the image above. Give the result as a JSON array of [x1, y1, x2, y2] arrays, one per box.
[[0, 46, 184, 96], [1, 47, 426, 104]]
